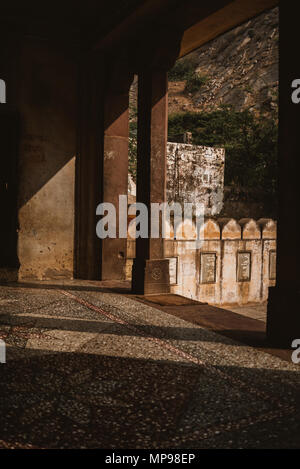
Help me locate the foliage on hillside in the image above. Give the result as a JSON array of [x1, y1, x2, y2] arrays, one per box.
[[168, 58, 197, 81], [168, 106, 278, 199], [129, 105, 278, 211], [168, 58, 209, 94]]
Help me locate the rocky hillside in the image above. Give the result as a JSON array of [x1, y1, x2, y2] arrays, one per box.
[[129, 7, 279, 219], [168, 7, 278, 115]]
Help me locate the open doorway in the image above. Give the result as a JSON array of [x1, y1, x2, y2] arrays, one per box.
[[166, 6, 278, 310]]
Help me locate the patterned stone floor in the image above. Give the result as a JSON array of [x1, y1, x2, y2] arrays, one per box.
[[0, 283, 299, 449]]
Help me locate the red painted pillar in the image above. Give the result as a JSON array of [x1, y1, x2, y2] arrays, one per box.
[[267, 2, 300, 346], [132, 70, 170, 294], [101, 89, 130, 280]]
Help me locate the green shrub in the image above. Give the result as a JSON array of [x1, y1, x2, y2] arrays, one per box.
[[168, 106, 278, 200], [184, 72, 208, 94], [168, 58, 208, 94], [168, 58, 196, 81], [129, 106, 278, 213]]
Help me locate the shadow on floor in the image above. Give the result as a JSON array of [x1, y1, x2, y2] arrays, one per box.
[[0, 345, 299, 449], [0, 280, 131, 294], [131, 295, 293, 360]]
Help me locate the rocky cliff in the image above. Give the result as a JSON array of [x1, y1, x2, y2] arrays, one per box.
[[129, 7, 279, 219], [168, 7, 278, 115]]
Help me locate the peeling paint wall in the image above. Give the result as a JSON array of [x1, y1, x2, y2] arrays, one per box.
[[166, 142, 225, 216]]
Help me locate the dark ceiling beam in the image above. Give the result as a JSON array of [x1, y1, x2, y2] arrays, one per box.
[[0, 0, 279, 59], [94, 0, 279, 63], [93, 0, 177, 53]]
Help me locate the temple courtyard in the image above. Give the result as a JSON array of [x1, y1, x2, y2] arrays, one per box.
[[0, 281, 299, 449]]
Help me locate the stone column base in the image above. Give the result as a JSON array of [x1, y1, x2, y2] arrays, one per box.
[[267, 286, 300, 347], [132, 258, 170, 295]]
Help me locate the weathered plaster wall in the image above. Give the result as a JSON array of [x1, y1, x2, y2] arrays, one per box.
[[17, 40, 77, 280], [128, 143, 225, 217], [166, 142, 225, 216], [127, 218, 276, 305]]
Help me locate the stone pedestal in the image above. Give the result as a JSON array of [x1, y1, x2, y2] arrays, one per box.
[[132, 258, 170, 295]]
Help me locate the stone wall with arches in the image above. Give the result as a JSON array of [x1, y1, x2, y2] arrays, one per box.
[[127, 217, 277, 305]]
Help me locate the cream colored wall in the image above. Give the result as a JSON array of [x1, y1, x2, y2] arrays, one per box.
[[169, 218, 277, 305], [127, 217, 277, 305], [17, 39, 77, 280]]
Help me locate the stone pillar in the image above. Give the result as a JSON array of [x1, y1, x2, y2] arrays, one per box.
[[76, 56, 132, 282], [132, 70, 170, 294], [266, 3, 300, 346], [101, 88, 130, 280], [75, 58, 103, 280]]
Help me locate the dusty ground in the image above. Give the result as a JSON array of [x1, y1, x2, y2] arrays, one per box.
[[0, 282, 299, 449]]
